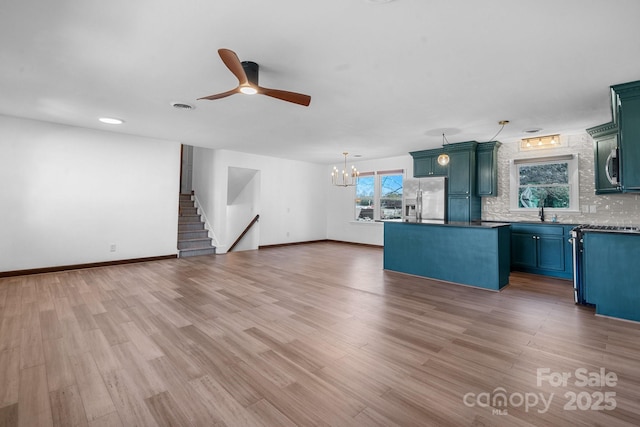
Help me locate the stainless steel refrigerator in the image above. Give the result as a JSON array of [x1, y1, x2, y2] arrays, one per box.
[[402, 177, 447, 222]]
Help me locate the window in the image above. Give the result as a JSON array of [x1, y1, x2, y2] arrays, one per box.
[[355, 173, 375, 221], [379, 172, 403, 219], [355, 170, 403, 220], [510, 155, 579, 212]]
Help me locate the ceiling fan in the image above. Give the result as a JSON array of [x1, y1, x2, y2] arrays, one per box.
[[198, 48, 311, 107]]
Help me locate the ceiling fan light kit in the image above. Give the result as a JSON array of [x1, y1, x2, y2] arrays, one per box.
[[240, 86, 258, 95], [198, 49, 311, 106]]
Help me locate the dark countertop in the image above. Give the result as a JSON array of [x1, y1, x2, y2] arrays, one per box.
[[382, 219, 510, 228]]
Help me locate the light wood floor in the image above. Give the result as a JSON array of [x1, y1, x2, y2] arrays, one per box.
[[1, 242, 639, 426]]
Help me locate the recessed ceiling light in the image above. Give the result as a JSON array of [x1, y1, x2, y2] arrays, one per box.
[[353, 154, 363, 158], [99, 117, 124, 125], [171, 102, 194, 110], [523, 128, 542, 134]]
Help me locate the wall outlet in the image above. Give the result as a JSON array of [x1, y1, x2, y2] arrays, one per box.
[[110, 244, 116, 252]]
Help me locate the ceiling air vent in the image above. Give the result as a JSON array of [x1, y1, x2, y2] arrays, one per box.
[[171, 102, 194, 110]]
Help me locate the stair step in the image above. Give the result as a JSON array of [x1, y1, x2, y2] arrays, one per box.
[[179, 215, 200, 224], [178, 238, 213, 250], [180, 207, 198, 215], [179, 247, 217, 258], [178, 222, 205, 231], [177, 193, 214, 258], [179, 230, 209, 240]]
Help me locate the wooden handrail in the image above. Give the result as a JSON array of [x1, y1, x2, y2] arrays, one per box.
[[228, 214, 260, 252]]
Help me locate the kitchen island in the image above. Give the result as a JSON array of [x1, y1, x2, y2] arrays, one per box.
[[383, 220, 511, 290]]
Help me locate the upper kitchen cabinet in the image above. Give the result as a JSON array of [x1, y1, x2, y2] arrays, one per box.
[[587, 122, 621, 194], [588, 80, 640, 193], [476, 141, 501, 197], [410, 148, 448, 177], [612, 80, 640, 192], [411, 141, 482, 222]]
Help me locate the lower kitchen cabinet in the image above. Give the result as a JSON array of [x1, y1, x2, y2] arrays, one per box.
[[582, 231, 640, 322], [510, 223, 574, 279]]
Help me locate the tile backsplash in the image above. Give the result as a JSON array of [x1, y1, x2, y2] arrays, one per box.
[[482, 133, 640, 226]]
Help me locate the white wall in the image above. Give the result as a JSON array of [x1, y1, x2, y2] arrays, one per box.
[[0, 115, 181, 272], [226, 168, 260, 252], [192, 148, 327, 253], [326, 154, 413, 246]]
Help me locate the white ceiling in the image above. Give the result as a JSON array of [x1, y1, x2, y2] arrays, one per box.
[[2, 0, 640, 164]]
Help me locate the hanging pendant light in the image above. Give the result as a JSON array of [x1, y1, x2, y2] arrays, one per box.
[[331, 152, 359, 187], [437, 133, 450, 166]]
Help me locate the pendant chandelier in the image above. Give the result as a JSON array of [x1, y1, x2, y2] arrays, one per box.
[[437, 133, 450, 166], [331, 152, 359, 187]]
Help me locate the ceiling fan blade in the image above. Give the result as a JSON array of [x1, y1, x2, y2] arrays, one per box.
[[259, 87, 311, 107], [218, 48, 249, 85], [197, 88, 239, 101]]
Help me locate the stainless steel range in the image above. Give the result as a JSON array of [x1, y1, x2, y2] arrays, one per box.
[[569, 224, 640, 304]]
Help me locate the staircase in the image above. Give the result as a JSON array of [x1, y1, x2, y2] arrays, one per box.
[[177, 194, 216, 258]]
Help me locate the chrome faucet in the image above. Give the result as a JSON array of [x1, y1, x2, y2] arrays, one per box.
[[539, 206, 545, 222]]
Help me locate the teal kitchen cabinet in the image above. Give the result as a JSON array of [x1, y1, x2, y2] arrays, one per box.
[[446, 142, 480, 222], [613, 80, 640, 192], [448, 196, 474, 222], [384, 221, 511, 290], [587, 123, 621, 194], [582, 231, 640, 322], [510, 223, 573, 279], [410, 149, 448, 177], [588, 80, 640, 193], [476, 141, 500, 197]]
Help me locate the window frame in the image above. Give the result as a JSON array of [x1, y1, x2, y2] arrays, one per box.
[[354, 169, 404, 221], [378, 170, 404, 220], [509, 154, 580, 213], [354, 172, 375, 221]]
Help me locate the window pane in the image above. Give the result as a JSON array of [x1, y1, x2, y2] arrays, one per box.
[[518, 163, 568, 185], [380, 174, 403, 219], [518, 185, 570, 208], [355, 175, 374, 220], [510, 156, 578, 211]]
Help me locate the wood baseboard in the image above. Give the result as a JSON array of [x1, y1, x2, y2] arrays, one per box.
[[258, 239, 329, 249], [0, 255, 178, 278], [259, 239, 382, 250], [326, 239, 383, 248]]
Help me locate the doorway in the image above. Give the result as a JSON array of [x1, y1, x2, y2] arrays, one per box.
[[180, 145, 193, 194]]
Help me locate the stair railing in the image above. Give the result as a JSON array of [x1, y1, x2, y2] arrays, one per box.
[[228, 214, 260, 252]]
